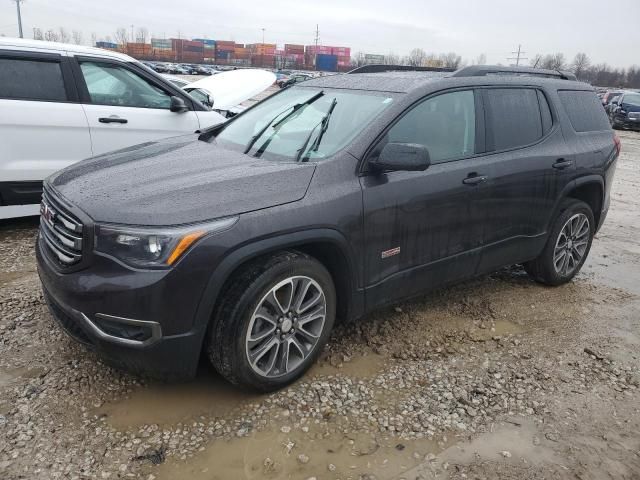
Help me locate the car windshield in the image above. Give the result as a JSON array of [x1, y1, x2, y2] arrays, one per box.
[[212, 87, 395, 162], [623, 93, 640, 105]]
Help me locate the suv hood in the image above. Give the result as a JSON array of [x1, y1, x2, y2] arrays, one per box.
[[48, 135, 316, 226], [185, 69, 276, 110]]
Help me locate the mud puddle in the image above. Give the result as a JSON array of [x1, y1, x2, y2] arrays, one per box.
[[96, 368, 255, 430], [152, 426, 443, 480]]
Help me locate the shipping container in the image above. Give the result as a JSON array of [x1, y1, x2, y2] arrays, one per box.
[[364, 53, 385, 64], [316, 53, 338, 72], [96, 41, 118, 49]]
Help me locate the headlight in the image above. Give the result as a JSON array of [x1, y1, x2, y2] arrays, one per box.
[[94, 217, 238, 268]]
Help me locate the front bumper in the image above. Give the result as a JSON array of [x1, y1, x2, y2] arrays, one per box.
[[36, 233, 209, 379]]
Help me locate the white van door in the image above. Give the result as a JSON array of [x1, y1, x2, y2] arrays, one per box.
[[75, 59, 201, 155], [0, 53, 92, 215]]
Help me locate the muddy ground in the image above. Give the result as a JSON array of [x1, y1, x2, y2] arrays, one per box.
[[1, 131, 639, 480]]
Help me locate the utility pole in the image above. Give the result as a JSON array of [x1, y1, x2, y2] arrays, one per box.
[[507, 44, 527, 66], [130, 24, 134, 42], [261, 28, 265, 45], [14, 0, 24, 38]]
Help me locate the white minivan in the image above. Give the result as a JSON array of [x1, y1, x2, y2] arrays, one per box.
[[0, 38, 230, 219]]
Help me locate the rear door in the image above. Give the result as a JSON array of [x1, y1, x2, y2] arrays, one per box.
[[72, 57, 201, 156], [0, 50, 91, 206], [474, 87, 573, 273]]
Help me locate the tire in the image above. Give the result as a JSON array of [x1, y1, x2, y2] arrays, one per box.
[[207, 251, 336, 392], [524, 199, 595, 286]]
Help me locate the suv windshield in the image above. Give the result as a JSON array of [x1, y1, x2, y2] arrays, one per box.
[[213, 87, 395, 161]]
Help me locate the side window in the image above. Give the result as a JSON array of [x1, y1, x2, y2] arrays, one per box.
[[537, 90, 553, 135], [485, 88, 542, 151], [557, 90, 611, 133], [385, 90, 476, 164], [0, 57, 67, 102], [80, 61, 172, 109]]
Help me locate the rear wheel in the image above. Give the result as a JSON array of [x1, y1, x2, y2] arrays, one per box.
[[208, 251, 336, 391], [524, 199, 594, 286]]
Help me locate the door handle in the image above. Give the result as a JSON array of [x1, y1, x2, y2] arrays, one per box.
[[462, 174, 487, 186], [552, 159, 573, 170], [99, 117, 128, 124]]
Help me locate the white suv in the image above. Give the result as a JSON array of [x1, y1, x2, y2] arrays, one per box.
[[0, 38, 228, 219]]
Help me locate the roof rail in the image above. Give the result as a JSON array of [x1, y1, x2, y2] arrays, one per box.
[[348, 64, 455, 74], [451, 65, 577, 81]]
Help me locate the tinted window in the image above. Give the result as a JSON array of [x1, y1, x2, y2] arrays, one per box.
[[486, 88, 542, 150], [0, 58, 67, 101], [80, 62, 171, 109], [538, 90, 553, 135], [622, 93, 640, 106], [386, 90, 476, 163], [558, 90, 611, 132]]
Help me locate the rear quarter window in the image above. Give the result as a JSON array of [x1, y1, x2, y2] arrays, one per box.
[[0, 58, 67, 102], [558, 90, 611, 132]]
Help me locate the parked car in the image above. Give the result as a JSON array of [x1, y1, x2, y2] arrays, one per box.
[[37, 66, 619, 391], [277, 73, 312, 88], [609, 91, 640, 131], [601, 89, 623, 112], [0, 38, 270, 219]]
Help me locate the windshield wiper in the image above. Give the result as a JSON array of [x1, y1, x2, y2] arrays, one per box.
[[243, 91, 324, 155], [297, 98, 338, 162]]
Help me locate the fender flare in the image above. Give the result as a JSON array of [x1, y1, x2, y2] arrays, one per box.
[[191, 228, 361, 334], [547, 175, 604, 232]]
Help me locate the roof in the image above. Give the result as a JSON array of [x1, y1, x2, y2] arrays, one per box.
[[0, 37, 134, 62], [301, 71, 450, 93]]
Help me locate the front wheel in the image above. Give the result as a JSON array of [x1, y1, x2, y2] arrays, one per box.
[[524, 199, 595, 286], [208, 251, 336, 392]]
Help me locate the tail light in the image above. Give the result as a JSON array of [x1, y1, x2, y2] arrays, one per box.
[[613, 133, 621, 156]]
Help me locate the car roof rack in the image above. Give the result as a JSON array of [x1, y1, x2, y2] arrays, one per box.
[[347, 64, 456, 74], [451, 65, 577, 81]]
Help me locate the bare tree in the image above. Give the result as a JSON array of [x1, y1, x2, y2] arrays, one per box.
[[383, 52, 401, 65], [407, 48, 427, 67], [351, 51, 366, 67], [90, 32, 97, 46], [439, 52, 462, 69], [114, 27, 128, 46], [572, 52, 590, 79], [44, 29, 59, 42], [474, 53, 487, 65], [136, 27, 149, 43], [530, 54, 543, 68], [58, 27, 70, 43], [72, 30, 83, 45], [32, 27, 43, 40]]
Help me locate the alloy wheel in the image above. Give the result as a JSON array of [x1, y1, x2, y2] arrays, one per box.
[[245, 276, 326, 378], [553, 213, 590, 276]]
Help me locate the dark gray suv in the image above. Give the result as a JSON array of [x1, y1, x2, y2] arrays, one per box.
[[37, 66, 620, 391]]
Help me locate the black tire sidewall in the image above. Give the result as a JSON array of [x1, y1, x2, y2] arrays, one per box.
[[218, 255, 336, 391], [540, 200, 595, 285]]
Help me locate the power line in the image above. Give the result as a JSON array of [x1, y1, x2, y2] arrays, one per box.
[[507, 44, 528, 66]]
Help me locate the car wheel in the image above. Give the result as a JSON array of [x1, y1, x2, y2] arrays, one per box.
[[524, 199, 594, 286], [208, 251, 336, 391]]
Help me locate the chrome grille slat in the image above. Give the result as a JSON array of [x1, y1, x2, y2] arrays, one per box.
[[40, 189, 84, 266]]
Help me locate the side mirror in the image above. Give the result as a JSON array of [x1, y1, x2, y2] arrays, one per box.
[[370, 142, 431, 172], [170, 96, 189, 113]]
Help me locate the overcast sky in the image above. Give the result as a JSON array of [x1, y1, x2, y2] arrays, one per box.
[[1, 0, 638, 68]]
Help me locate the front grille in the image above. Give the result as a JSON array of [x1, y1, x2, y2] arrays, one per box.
[[43, 290, 93, 346], [40, 189, 83, 266]]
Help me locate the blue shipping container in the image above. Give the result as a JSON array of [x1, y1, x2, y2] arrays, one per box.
[[193, 38, 216, 46], [316, 54, 338, 72], [96, 41, 118, 49]]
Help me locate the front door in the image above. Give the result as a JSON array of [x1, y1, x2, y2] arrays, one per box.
[[360, 89, 484, 310], [74, 59, 201, 156]]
